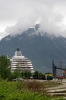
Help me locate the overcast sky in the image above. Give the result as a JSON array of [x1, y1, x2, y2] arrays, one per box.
[[0, 0, 66, 39]]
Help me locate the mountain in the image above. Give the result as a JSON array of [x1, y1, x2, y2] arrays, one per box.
[[0, 24, 66, 73]]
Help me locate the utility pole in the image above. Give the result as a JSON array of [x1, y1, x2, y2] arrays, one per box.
[[60, 60, 62, 82]]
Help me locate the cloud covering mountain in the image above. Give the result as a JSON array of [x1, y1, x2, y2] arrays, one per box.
[[0, 0, 66, 39]]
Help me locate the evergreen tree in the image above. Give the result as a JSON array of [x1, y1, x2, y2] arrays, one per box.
[[0, 55, 11, 79]]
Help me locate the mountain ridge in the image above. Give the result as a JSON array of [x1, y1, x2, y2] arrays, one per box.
[[0, 25, 66, 73]]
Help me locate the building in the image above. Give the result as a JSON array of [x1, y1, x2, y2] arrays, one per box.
[[10, 48, 33, 73]]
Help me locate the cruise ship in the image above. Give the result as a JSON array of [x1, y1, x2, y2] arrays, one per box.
[[10, 48, 33, 73]]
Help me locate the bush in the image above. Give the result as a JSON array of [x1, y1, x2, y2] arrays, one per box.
[[0, 80, 65, 100]]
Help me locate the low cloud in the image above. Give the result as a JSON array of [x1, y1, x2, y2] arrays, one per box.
[[1, 0, 66, 38]]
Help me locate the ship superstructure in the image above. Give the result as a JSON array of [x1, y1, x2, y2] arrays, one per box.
[[10, 48, 33, 72]]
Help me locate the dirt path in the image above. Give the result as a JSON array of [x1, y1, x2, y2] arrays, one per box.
[[47, 79, 66, 96]]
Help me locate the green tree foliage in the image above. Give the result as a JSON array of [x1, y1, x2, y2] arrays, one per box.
[[10, 64, 21, 80], [0, 80, 64, 100], [34, 71, 39, 78], [0, 55, 11, 79], [23, 71, 32, 79], [12, 68, 21, 79], [38, 72, 42, 78], [34, 71, 43, 79], [21, 72, 24, 78]]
